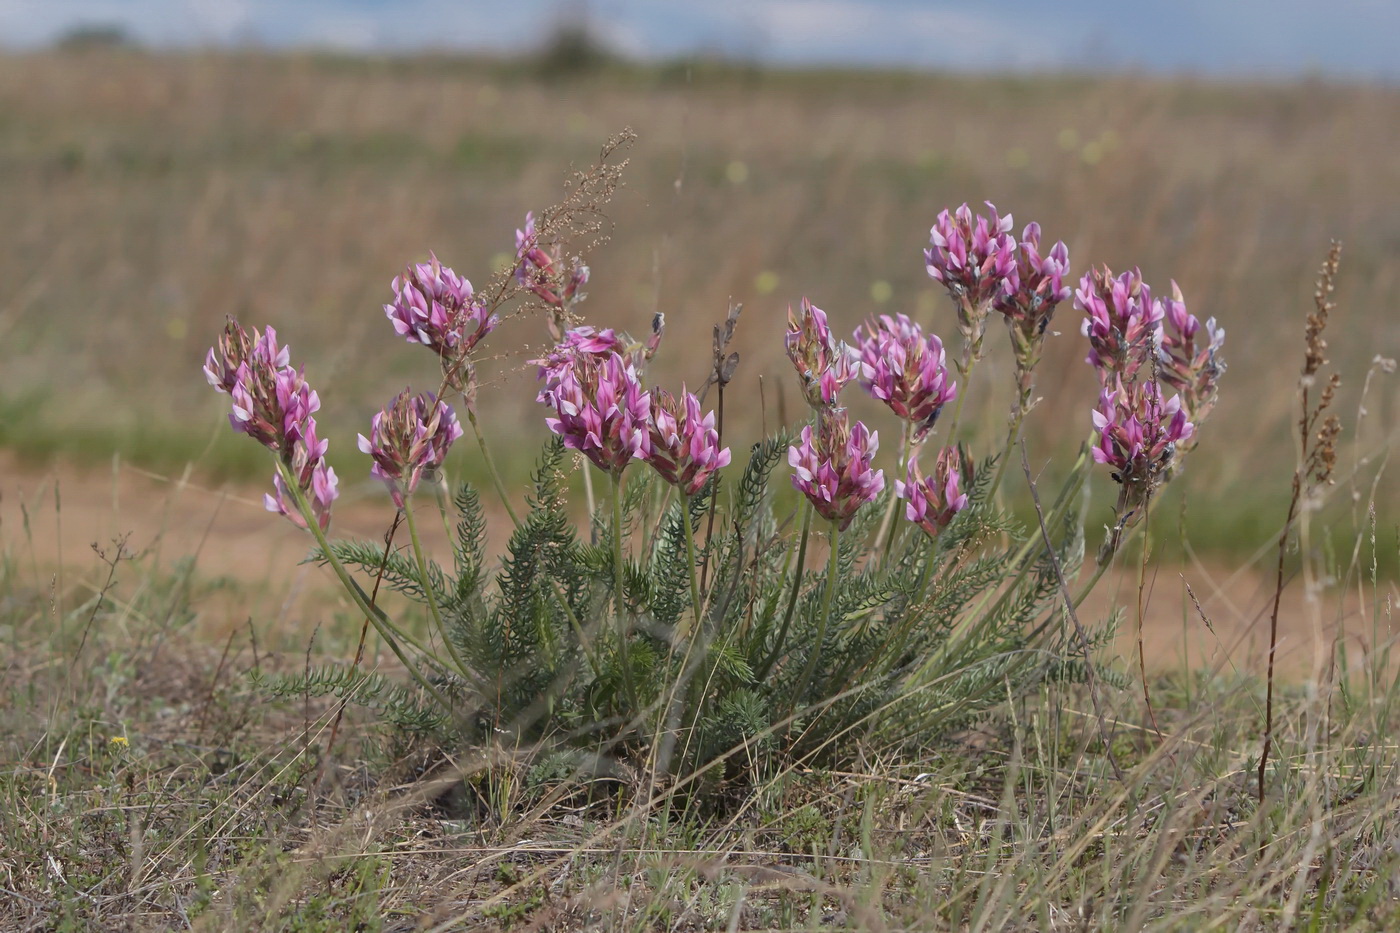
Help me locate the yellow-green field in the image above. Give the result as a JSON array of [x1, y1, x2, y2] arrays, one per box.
[[4, 50, 1400, 931]]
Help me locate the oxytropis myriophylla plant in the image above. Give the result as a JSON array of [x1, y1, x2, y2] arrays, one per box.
[[204, 162, 1226, 794]]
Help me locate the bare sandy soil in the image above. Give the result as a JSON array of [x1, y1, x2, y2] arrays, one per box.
[[3, 452, 1393, 678]]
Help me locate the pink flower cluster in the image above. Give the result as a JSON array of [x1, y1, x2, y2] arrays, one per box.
[[648, 388, 732, 496], [535, 327, 730, 490], [1158, 281, 1226, 429], [788, 408, 885, 530], [786, 298, 856, 409], [925, 202, 1018, 315], [1077, 266, 1224, 495], [896, 445, 972, 538], [204, 319, 338, 531], [996, 222, 1072, 341], [540, 350, 651, 476], [1092, 379, 1194, 490], [926, 202, 1018, 358], [385, 253, 498, 363], [516, 212, 590, 313], [358, 390, 464, 508], [851, 313, 958, 442], [1076, 266, 1163, 383], [534, 326, 626, 383]]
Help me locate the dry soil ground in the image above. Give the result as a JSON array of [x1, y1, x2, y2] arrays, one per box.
[[5, 452, 1392, 680]]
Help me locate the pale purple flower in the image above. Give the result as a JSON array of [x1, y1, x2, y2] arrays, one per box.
[[540, 350, 651, 476], [228, 355, 320, 454], [996, 222, 1072, 337], [1157, 280, 1225, 431], [357, 390, 464, 508], [925, 202, 1018, 361], [206, 318, 338, 531], [515, 211, 590, 311], [896, 445, 972, 538], [786, 297, 855, 409], [1092, 377, 1194, 496], [385, 253, 498, 360], [265, 423, 339, 532], [788, 408, 885, 530], [533, 321, 664, 395], [646, 388, 731, 496], [851, 314, 958, 441], [203, 318, 266, 394], [1076, 266, 1163, 383]]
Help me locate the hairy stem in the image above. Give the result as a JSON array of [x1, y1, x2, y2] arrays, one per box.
[[793, 519, 841, 710], [680, 492, 704, 641], [611, 471, 639, 710], [404, 498, 471, 681], [276, 461, 453, 714], [699, 381, 726, 593], [1135, 498, 1161, 738], [758, 502, 812, 681], [467, 409, 519, 527], [876, 421, 914, 564]]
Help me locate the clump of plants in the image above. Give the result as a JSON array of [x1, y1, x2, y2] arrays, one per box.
[[203, 149, 1225, 795]]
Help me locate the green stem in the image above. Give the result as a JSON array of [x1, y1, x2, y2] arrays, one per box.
[[877, 422, 914, 565], [403, 499, 472, 681], [581, 457, 598, 534], [943, 377, 971, 446], [758, 502, 812, 681], [276, 462, 453, 714], [1071, 560, 1110, 611], [611, 472, 639, 709], [676, 491, 709, 771], [467, 409, 519, 527], [944, 306, 985, 445], [930, 444, 1091, 661], [433, 478, 455, 552], [792, 519, 841, 708], [985, 404, 1027, 506], [680, 493, 704, 641]]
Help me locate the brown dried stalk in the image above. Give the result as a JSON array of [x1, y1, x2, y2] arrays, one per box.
[[1260, 240, 1343, 811], [698, 301, 742, 595]]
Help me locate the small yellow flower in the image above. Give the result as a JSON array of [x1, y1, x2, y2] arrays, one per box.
[[109, 736, 129, 748]]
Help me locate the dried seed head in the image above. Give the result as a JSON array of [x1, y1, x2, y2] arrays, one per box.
[[1304, 240, 1341, 377], [1311, 414, 1341, 486]]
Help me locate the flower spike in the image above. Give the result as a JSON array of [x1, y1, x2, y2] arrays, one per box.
[[358, 390, 464, 508], [646, 387, 731, 496], [788, 408, 884, 530], [851, 313, 958, 442]]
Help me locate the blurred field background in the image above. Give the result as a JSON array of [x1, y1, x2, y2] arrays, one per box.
[[0, 45, 1396, 570]]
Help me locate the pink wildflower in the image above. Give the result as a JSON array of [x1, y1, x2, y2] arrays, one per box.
[[385, 253, 497, 361], [540, 351, 651, 476], [1092, 378, 1194, 497], [896, 445, 972, 538], [1076, 265, 1163, 384], [786, 297, 855, 409], [996, 223, 1071, 338], [646, 388, 731, 496], [851, 313, 958, 441], [788, 408, 885, 530], [1157, 280, 1225, 431], [358, 390, 464, 508], [207, 320, 338, 531], [925, 202, 1018, 363], [515, 211, 590, 312]]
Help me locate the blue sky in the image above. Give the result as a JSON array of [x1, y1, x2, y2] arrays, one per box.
[[1, 0, 1396, 81]]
